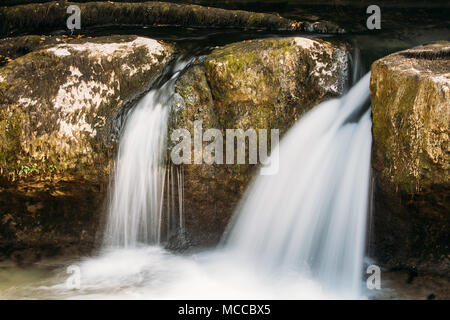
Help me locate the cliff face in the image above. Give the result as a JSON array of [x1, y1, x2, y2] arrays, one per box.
[[370, 42, 450, 274]]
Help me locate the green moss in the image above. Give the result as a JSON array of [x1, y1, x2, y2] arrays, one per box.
[[204, 38, 305, 135], [0, 1, 306, 37], [0, 35, 173, 183], [0, 106, 25, 174]]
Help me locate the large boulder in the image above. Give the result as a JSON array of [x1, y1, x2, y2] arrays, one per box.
[[370, 42, 450, 274], [172, 37, 349, 246], [0, 35, 173, 262]]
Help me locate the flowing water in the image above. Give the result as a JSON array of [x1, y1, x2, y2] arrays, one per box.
[[0, 68, 373, 299], [224, 73, 372, 298], [104, 59, 190, 247], [1, 8, 448, 299]]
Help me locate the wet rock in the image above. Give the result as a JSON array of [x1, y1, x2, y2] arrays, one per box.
[[0, 35, 174, 258], [370, 42, 450, 275], [172, 37, 349, 245], [371, 269, 450, 300]]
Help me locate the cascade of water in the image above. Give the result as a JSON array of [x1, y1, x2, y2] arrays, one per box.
[[91, 60, 372, 299], [103, 59, 190, 248], [224, 73, 373, 298], [12, 70, 374, 300]]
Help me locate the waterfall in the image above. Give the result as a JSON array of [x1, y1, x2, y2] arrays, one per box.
[[103, 59, 189, 248], [224, 73, 373, 298], [34, 70, 373, 300], [104, 69, 373, 295]]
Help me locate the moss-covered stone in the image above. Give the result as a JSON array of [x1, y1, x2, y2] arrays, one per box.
[[0, 1, 344, 37], [205, 37, 348, 133], [0, 35, 174, 259], [0, 35, 173, 181], [0, 105, 25, 177], [370, 43, 450, 275], [172, 37, 349, 245]]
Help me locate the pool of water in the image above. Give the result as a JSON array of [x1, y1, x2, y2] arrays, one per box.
[[1, 248, 448, 300]]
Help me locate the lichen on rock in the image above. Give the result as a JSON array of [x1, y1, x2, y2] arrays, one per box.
[[0, 35, 174, 260], [370, 42, 450, 275], [0, 35, 173, 182]]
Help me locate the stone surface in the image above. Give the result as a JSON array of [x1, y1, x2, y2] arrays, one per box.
[[0, 1, 344, 37], [0, 35, 174, 259], [0, 34, 102, 67], [370, 42, 450, 275], [172, 37, 349, 246]]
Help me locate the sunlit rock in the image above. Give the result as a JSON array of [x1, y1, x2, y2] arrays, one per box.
[[172, 37, 350, 246], [370, 42, 450, 274], [0, 35, 173, 260]]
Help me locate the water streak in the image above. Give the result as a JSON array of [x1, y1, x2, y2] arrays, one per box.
[[104, 60, 189, 248], [224, 73, 373, 298]]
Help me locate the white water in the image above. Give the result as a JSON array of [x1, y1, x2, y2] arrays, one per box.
[[104, 60, 188, 247], [0, 73, 373, 300], [224, 73, 373, 298]]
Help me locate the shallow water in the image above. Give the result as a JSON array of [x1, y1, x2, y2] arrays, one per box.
[[0, 247, 350, 300], [2, 251, 448, 300]]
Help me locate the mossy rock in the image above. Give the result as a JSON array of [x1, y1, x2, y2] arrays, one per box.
[[172, 37, 349, 245], [0, 35, 174, 258], [0, 35, 173, 182], [205, 37, 349, 133], [0, 34, 99, 66], [370, 43, 450, 275], [0, 1, 344, 37]]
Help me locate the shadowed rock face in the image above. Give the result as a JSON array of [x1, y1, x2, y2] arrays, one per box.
[[370, 42, 450, 275], [0, 1, 344, 37], [1, 0, 446, 7], [0, 35, 51, 67], [0, 35, 173, 262], [172, 37, 349, 246]]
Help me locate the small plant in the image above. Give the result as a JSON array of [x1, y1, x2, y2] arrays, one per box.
[[48, 164, 57, 173], [18, 163, 38, 175]]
